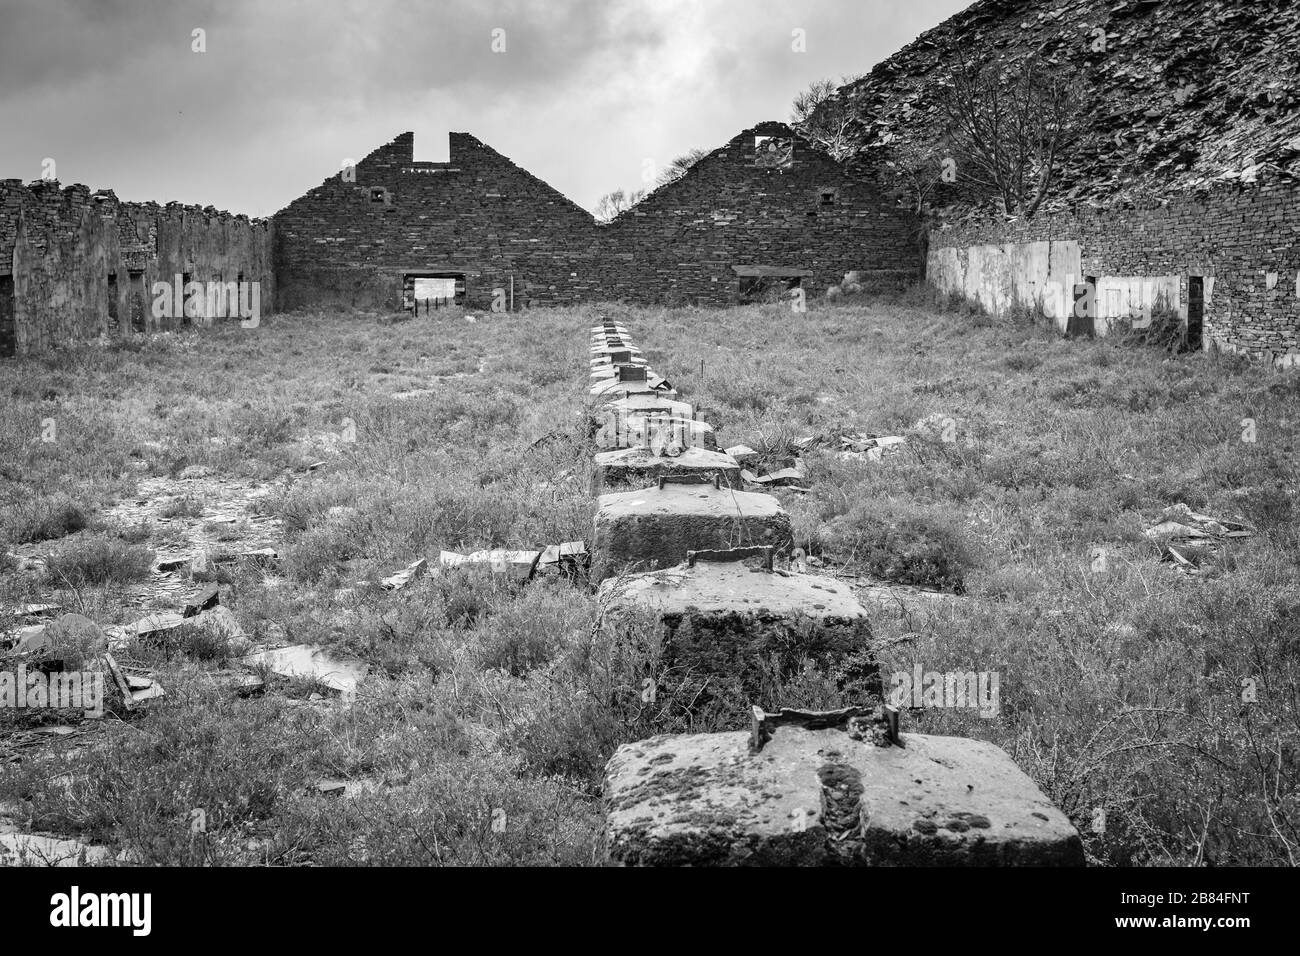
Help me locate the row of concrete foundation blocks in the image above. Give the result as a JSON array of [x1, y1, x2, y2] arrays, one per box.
[[586, 320, 1084, 866]]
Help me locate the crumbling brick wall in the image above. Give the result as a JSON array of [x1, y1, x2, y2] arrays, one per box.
[[0, 180, 273, 357], [927, 174, 1300, 364]]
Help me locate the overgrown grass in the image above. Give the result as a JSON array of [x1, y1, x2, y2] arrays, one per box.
[[1, 298, 1297, 866]]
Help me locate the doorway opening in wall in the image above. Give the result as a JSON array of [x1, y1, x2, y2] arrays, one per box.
[[107, 272, 119, 336], [1186, 275, 1204, 352], [180, 272, 192, 327], [1068, 276, 1097, 338], [733, 265, 811, 305], [128, 270, 146, 333], [404, 274, 465, 314], [0, 274, 15, 358]]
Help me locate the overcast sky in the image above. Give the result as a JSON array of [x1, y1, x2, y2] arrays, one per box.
[[0, 0, 969, 217]]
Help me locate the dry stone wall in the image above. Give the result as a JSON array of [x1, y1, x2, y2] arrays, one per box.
[[0, 179, 273, 357]]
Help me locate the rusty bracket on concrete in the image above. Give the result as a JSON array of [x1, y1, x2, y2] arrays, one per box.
[[658, 473, 721, 491], [749, 704, 902, 753], [687, 545, 773, 571]]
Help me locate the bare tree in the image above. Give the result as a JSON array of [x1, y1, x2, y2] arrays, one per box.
[[593, 187, 646, 223], [882, 138, 952, 216], [656, 148, 708, 188], [790, 76, 863, 161], [937, 54, 1087, 218]]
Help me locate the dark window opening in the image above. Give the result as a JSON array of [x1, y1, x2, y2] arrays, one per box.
[[370, 187, 389, 205], [1068, 276, 1096, 338], [106, 271, 119, 335], [0, 274, 16, 358], [820, 190, 836, 206], [128, 269, 146, 333], [180, 272, 192, 327], [753, 136, 794, 168], [1186, 275, 1204, 352], [738, 274, 802, 305]]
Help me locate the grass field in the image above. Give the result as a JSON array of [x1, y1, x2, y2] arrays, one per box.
[[2, 291, 1298, 866]]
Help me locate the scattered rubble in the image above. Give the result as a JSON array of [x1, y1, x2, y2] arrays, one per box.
[[1145, 502, 1254, 571], [380, 558, 427, 591]]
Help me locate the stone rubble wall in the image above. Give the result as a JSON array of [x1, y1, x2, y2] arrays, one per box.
[[0, 179, 273, 357]]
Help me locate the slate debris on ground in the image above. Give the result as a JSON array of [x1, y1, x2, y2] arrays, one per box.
[[1144, 501, 1254, 572]]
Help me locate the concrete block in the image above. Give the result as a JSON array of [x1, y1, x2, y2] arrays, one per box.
[[593, 479, 791, 577], [598, 549, 876, 695], [604, 708, 1084, 866], [594, 411, 716, 451], [592, 444, 738, 492], [590, 379, 678, 400]]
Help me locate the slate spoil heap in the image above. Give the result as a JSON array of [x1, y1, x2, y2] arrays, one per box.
[[832, 0, 1300, 211]]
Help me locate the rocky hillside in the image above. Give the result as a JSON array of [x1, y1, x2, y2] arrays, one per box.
[[832, 0, 1300, 210]]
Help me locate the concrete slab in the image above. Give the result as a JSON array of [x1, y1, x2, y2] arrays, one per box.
[[593, 481, 792, 577], [592, 444, 738, 492], [604, 711, 1083, 866]]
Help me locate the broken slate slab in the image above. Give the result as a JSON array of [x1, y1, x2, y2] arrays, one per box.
[[6, 604, 61, 619], [438, 549, 542, 582], [381, 558, 427, 591], [182, 585, 221, 618], [593, 480, 793, 579], [107, 612, 189, 645], [238, 644, 369, 700], [0, 831, 111, 867]]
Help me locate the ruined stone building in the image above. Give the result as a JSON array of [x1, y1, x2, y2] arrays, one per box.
[[9, 0, 1300, 363], [273, 120, 916, 313], [827, 0, 1300, 364], [0, 179, 273, 358], [2, 120, 915, 356]]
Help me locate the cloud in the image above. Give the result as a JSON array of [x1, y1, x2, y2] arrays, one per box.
[[0, 0, 969, 216]]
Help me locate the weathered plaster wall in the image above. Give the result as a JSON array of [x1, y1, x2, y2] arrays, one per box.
[[927, 176, 1300, 362]]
